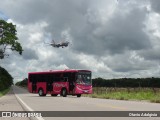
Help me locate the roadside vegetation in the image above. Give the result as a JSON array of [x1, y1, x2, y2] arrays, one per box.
[[0, 66, 13, 91], [0, 87, 10, 97], [0, 66, 13, 97], [92, 77, 160, 88], [83, 78, 160, 103], [15, 78, 27, 88], [84, 87, 160, 103]]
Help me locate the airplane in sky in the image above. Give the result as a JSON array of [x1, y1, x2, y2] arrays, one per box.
[[44, 39, 70, 48]]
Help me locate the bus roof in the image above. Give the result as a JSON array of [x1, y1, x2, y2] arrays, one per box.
[[28, 69, 91, 75]]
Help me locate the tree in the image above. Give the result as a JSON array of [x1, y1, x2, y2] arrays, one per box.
[[0, 19, 23, 59]]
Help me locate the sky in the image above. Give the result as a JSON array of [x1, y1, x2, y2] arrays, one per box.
[[1, 0, 160, 82]]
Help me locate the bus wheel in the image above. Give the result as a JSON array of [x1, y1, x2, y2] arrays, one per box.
[[61, 88, 67, 97], [51, 94, 58, 97], [77, 94, 81, 97], [39, 89, 44, 96]]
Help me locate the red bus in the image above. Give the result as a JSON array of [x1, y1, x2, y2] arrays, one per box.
[[28, 69, 92, 97]]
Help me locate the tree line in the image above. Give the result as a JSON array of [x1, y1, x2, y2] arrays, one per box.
[[0, 66, 13, 91], [15, 78, 27, 87], [92, 77, 160, 88]]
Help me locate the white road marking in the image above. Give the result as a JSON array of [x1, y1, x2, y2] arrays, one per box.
[[15, 94, 45, 120]]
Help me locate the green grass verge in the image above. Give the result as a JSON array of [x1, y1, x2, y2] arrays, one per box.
[[83, 89, 160, 103], [0, 88, 10, 97]]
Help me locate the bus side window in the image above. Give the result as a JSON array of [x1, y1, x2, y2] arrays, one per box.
[[64, 77, 68, 82], [31, 74, 36, 83], [48, 74, 52, 83], [37, 75, 41, 82], [29, 74, 33, 82], [60, 77, 64, 82]]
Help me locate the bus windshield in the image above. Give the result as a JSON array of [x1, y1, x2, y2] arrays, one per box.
[[76, 72, 91, 85]]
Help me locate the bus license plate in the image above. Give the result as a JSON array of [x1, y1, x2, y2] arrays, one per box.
[[84, 90, 88, 93]]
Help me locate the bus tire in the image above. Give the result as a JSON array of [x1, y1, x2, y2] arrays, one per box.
[[38, 89, 45, 96], [77, 94, 81, 97], [51, 94, 58, 96], [61, 88, 67, 97]]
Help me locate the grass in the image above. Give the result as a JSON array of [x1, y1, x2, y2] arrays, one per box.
[[150, 95, 160, 103], [83, 88, 160, 103], [0, 88, 10, 97]]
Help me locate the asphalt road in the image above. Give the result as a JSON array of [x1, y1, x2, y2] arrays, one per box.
[[0, 87, 29, 120], [12, 86, 160, 120]]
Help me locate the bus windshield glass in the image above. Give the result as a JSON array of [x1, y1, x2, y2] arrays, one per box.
[[76, 72, 91, 85]]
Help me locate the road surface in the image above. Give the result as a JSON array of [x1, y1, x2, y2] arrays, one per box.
[[0, 87, 29, 120], [2, 86, 160, 120]]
